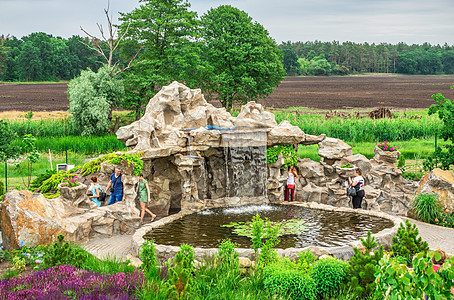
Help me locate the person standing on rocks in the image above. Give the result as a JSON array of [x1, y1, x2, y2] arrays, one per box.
[[285, 165, 298, 202], [88, 176, 102, 207], [106, 167, 125, 205], [138, 174, 156, 225], [349, 168, 365, 209]]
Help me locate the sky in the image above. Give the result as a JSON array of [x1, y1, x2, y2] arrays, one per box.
[[1, 0, 453, 45]]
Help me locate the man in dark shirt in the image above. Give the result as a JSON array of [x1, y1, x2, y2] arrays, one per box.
[[106, 167, 125, 205]]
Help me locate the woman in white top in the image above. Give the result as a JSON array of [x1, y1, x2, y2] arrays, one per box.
[[348, 168, 365, 209], [285, 165, 298, 202]]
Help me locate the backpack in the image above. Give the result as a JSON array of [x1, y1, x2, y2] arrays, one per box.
[[98, 190, 107, 202]]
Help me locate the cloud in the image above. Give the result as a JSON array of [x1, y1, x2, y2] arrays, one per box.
[[0, 0, 452, 44]]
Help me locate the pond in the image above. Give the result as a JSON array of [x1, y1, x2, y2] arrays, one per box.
[[145, 204, 394, 248]]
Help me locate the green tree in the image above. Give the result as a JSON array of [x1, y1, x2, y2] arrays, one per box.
[[17, 32, 54, 81], [199, 5, 286, 110], [281, 48, 301, 75], [0, 120, 19, 162], [424, 85, 454, 170], [0, 37, 8, 79], [17, 134, 40, 188], [67, 65, 124, 136], [118, 0, 200, 119]]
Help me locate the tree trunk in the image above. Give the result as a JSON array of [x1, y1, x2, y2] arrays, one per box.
[[113, 116, 121, 133]]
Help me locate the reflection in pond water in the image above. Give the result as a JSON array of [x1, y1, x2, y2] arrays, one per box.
[[145, 205, 394, 248]]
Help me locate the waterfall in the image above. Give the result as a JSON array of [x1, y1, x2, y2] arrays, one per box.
[[220, 130, 268, 199]]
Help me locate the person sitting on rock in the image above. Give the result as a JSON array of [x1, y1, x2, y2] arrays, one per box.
[[88, 176, 102, 207], [106, 167, 125, 205]]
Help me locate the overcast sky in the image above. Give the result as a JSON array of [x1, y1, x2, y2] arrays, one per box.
[[1, 0, 453, 45]]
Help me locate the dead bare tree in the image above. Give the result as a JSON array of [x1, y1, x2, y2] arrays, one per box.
[[80, 2, 141, 75]]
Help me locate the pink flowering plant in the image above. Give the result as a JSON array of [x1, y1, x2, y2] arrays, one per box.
[[61, 174, 79, 188], [0, 265, 144, 299], [376, 141, 400, 152]]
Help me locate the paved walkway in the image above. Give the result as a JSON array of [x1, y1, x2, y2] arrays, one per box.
[[79, 217, 454, 261], [406, 218, 454, 256], [81, 234, 135, 261]]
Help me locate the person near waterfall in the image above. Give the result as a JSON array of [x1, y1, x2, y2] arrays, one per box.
[[285, 165, 298, 202], [348, 168, 365, 209], [138, 173, 156, 225]]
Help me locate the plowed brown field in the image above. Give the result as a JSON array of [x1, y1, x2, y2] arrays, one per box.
[[1, 74, 453, 112]]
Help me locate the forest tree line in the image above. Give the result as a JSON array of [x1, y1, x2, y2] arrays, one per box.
[[279, 41, 454, 76], [2, 33, 454, 82]]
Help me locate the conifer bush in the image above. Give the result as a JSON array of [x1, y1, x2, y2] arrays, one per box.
[[346, 231, 384, 298], [389, 219, 429, 266]]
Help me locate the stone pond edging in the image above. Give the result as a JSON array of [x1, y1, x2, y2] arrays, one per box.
[[132, 202, 402, 263]]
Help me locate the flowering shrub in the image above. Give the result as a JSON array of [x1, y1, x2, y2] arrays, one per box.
[[61, 174, 79, 188], [0, 265, 144, 299], [435, 207, 454, 228], [376, 141, 399, 152]]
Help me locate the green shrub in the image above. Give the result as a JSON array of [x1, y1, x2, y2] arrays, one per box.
[[411, 193, 442, 224], [110, 153, 144, 176], [0, 246, 9, 262], [81, 152, 143, 176], [267, 145, 298, 168], [346, 231, 384, 298], [401, 169, 425, 181], [42, 235, 88, 269], [38, 171, 74, 193], [217, 239, 239, 271], [263, 262, 316, 300], [0, 180, 4, 197], [30, 169, 57, 190], [310, 257, 348, 298], [81, 153, 118, 175], [389, 219, 429, 266], [165, 244, 195, 299], [140, 239, 160, 281], [374, 252, 454, 299], [297, 249, 316, 272]]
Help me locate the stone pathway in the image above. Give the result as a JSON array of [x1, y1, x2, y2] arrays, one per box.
[[406, 218, 454, 256], [81, 234, 135, 261]]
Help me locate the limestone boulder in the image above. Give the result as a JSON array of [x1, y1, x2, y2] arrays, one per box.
[[373, 146, 400, 165], [267, 121, 305, 146], [234, 102, 277, 128], [344, 154, 372, 175], [189, 128, 221, 148], [0, 190, 90, 250], [297, 158, 326, 186], [300, 133, 326, 145], [59, 183, 95, 209], [318, 138, 353, 162], [417, 168, 454, 209], [0, 190, 141, 251]]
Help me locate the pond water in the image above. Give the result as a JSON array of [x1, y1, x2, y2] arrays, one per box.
[[145, 205, 394, 248]]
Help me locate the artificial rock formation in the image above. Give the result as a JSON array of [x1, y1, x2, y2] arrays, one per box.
[[116, 81, 326, 216], [0, 81, 420, 249]]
